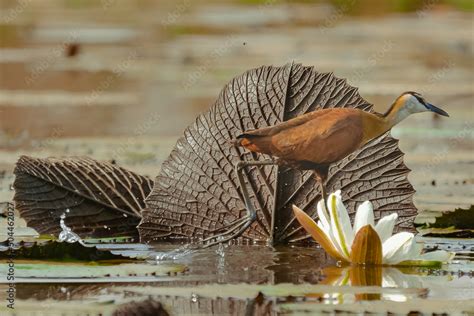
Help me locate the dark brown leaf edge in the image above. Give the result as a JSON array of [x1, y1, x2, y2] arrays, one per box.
[[14, 155, 154, 240], [139, 63, 416, 244]]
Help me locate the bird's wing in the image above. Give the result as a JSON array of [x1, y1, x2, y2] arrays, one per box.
[[237, 110, 331, 138], [272, 110, 364, 164]]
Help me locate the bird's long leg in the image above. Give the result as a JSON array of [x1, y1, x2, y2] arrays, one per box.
[[320, 178, 328, 206], [314, 171, 328, 206], [200, 159, 276, 248]]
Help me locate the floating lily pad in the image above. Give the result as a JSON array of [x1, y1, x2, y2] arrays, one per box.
[[114, 282, 427, 301], [0, 240, 152, 262], [416, 205, 474, 237], [0, 262, 186, 279]]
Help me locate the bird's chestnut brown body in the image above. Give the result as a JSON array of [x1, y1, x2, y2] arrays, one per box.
[[236, 108, 388, 170]]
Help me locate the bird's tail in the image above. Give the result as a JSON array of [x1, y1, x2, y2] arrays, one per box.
[[229, 133, 256, 146], [229, 134, 269, 153]]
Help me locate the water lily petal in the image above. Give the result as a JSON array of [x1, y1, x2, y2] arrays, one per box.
[[375, 213, 398, 243], [292, 205, 347, 262], [408, 242, 424, 258], [317, 199, 346, 255], [317, 199, 331, 231], [418, 250, 455, 263], [353, 201, 374, 235], [350, 225, 382, 265], [393, 238, 423, 264], [317, 218, 346, 259], [382, 232, 414, 265], [327, 191, 354, 259]]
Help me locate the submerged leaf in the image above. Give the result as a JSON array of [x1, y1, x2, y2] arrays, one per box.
[[139, 63, 416, 243], [13, 156, 154, 239]]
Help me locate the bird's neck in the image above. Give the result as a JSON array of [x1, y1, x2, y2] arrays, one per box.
[[360, 102, 409, 144], [382, 102, 411, 128]]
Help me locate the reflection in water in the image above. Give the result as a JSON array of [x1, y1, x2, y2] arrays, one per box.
[[2, 243, 470, 315], [315, 265, 456, 304], [318, 266, 383, 302], [350, 266, 382, 301]]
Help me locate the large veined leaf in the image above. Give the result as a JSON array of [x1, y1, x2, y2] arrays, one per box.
[[13, 156, 154, 239], [139, 63, 416, 243]]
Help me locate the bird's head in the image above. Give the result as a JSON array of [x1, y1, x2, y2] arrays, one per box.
[[394, 91, 449, 117]]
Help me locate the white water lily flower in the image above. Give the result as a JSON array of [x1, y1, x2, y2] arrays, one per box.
[[293, 190, 454, 265]]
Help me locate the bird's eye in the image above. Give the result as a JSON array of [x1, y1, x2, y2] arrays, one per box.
[[413, 94, 425, 105]]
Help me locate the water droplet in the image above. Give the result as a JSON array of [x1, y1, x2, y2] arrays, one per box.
[[103, 225, 108, 229], [155, 244, 193, 262], [123, 214, 128, 217], [191, 293, 199, 303], [58, 212, 84, 245]]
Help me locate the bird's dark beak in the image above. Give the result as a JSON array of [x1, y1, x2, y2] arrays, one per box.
[[426, 103, 449, 117]]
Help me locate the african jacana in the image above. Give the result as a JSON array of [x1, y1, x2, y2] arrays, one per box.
[[202, 92, 448, 246]]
